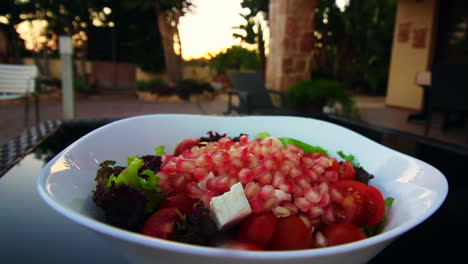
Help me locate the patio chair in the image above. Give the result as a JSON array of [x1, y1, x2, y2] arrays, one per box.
[[0, 64, 40, 127], [425, 63, 468, 137], [224, 71, 300, 116]]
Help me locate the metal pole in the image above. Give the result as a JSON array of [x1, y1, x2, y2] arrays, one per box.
[[59, 36, 75, 120]]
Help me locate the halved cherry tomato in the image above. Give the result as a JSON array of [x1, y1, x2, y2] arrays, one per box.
[[238, 212, 277, 248], [331, 180, 386, 227], [324, 223, 367, 246], [142, 208, 181, 239], [174, 138, 200, 156], [355, 185, 385, 227], [330, 180, 366, 225], [223, 242, 262, 251], [159, 193, 197, 214], [339, 161, 356, 180], [267, 215, 315, 250]]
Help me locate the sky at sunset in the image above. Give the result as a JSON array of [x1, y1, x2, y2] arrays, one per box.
[[179, 0, 247, 60]]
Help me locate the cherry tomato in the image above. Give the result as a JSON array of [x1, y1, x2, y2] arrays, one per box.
[[355, 185, 385, 227], [330, 180, 366, 225], [142, 208, 181, 239], [174, 138, 200, 156], [222, 242, 262, 251], [238, 212, 277, 248], [267, 215, 315, 250], [324, 223, 367, 246], [339, 161, 356, 180], [159, 193, 197, 214]]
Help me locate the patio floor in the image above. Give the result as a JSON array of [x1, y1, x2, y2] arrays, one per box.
[[0, 92, 466, 148]]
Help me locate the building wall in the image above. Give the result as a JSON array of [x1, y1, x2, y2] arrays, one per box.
[[385, 0, 438, 110]]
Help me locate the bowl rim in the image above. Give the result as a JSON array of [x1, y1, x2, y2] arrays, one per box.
[[36, 114, 449, 259]]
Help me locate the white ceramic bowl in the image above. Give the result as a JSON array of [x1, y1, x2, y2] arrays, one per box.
[[37, 114, 448, 264]]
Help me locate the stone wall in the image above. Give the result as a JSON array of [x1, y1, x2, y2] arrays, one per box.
[[266, 0, 316, 91]]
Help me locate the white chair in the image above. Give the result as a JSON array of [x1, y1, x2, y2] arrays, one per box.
[[0, 64, 40, 127]]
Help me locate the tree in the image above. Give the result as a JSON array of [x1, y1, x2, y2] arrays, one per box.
[[0, 0, 35, 64], [312, 0, 397, 95], [232, 0, 269, 75], [122, 0, 193, 84]]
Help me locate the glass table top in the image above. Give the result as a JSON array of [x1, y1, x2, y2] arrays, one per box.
[[1, 115, 466, 263]]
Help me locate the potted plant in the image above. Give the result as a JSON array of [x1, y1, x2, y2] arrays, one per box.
[[288, 79, 359, 117]]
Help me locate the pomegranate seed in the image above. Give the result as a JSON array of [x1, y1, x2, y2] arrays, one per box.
[[295, 197, 312, 212], [162, 162, 176, 175], [272, 171, 285, 187], [315, 231, 328, 247], [272, 206, 291, 217], [295, 175, 312, 190], [257, 171, 273, 185], [313, 164, 325, 175], [304, 168, 319, 181], [324, 171, 338, 181], [162, 154, 173, 163], [263, 157, 277, 170], [322, 207, 336, 224], [218, 137, 234, 149], [253, 165, 268, 176], [286, 144, 303, 155], [238, 168, 255, 184], [212, 150, 229, 166], [278, 179, 294, 193], [263, 197, 280, 211], [185, 181, 204, 199], [309, 205, 324, 219], [279, 160, 294, 174], [303, 187, 321, 203], [244, 182, 260, 199], [301, 156, 315, 167], [289, 167, 302, 178], [216, 175, 231, 193], [171, 174, 186, 192], [176, 159, 196, 172], [293, 184, 304, 197], [197, 171, 215, 191], [316, 156, 333, 168], [274, 189, 292, 202], [319, 182, 329, 192], [231, 158, 244, 169], [229, 149, 242, 159], [259, 185, 275, 200], [319, 191, 331, 207], [194, 154, 211, 167], [239, 135, 249, 145], [250, 198, 265, 213], [200, 190, 217, 208], [281, 202, 299, 215]]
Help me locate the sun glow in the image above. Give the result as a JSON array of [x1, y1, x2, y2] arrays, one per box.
[[178, 0, 247, 60]]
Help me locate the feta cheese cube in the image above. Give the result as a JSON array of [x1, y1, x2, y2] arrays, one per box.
[[209, 182, 252, 230]]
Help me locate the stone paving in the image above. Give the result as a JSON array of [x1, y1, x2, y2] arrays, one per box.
[[0, 93, 466, 148]]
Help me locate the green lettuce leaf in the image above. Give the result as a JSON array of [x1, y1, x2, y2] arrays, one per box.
[[279, 137, 330, 156], [256, 132, 271, 139], [337, 150, 360, 167], [106, 157, 165, 211], [154, 145, 166, 156]]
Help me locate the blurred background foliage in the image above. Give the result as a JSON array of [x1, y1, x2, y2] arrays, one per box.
[[312, 0, 398, 95]]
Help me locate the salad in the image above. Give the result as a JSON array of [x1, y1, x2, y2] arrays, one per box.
[[92, 131, 393, 251]]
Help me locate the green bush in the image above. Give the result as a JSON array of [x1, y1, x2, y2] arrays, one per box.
[[288, 79, 359, 117], [135, 78, 214, 100], [208, 46, 260, 75], [176, 79, 214, 100]]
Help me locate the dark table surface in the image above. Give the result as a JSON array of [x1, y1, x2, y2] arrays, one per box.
[[1, 115, 467, 264]]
